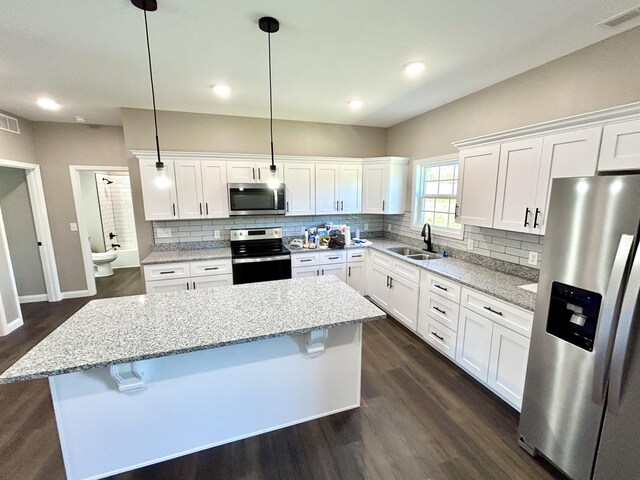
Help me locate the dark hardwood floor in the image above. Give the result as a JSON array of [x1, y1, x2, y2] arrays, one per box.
[[0, 269, 566, 480]]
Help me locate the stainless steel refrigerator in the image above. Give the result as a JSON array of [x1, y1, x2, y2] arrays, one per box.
[[518, 174, 640, 480]]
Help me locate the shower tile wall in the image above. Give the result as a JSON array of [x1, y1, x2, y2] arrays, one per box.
[[96, 174, 138, 250]]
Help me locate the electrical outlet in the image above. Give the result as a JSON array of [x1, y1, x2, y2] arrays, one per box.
[[70, 223, 78, 232], [528, 251, 539, 266], [467, 238, 474, 251], [364, 223, 369, 231], [156, 227, 172, 238], [214, 230, 221, 239]]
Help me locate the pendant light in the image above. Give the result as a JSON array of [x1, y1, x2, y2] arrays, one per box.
[[259, 17, 281, 189], [131, 0, 169, 189]]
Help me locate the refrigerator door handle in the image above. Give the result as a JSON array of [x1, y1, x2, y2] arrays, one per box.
[[593, 234, 635, 405], [607, 245, 640, 415]]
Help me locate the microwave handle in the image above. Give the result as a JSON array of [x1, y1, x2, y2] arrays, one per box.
[[274, 189, 278, 210]]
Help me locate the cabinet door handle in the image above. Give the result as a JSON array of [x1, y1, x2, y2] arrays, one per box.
[[455, 204, 459, 219], [434, 284, 448, 292], [286, 201, 289, 213], [322, 269, 325, 275], [389, 277, 393, 289], [328, 256, 340, 260], [204, 267, 218, 271], [341, 201, 344, 211], [336, 200, 339, 211], [524, 207, 531, 227], [186, 282, 190, 290], [199, 203, 202, 215], [352, 254, 362, 258], [193, 282, 196, 289], [206, 203, 209, 215], [252, 167, 256, 181], [386, 275, 390, 287], [172, 203, 176, 216], [484, 306, 503, 316], [382, 200, 385, 212], [433, 306, 446, 315], [159, 270, 175, 275], [533, 208, 541, 228], [300, 258, 313, 263], [348, 266, 351, 277], [258, 168, 261, 181], [317, 269, 320, 276], [431, 332, 445, 342]]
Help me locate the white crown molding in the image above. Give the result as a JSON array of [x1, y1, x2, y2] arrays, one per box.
[[452, 101, 640, 149]]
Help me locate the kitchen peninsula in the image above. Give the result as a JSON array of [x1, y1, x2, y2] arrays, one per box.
[[0, 276, 385, 480]]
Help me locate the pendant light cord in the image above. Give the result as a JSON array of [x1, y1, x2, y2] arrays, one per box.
[[143, 9, 162, 167], [268, 30, 274, 167]]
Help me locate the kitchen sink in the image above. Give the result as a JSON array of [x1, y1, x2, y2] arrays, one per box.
[[406, 253, 439, 261], [386, 247, 424, 256]]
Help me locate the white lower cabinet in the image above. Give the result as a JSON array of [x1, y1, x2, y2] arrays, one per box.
[[145, 278, 190, 294], [369, 263, 392, 310], [389, 275, 420, 331], [346, 263, 366, 294], [291, 265, 320, 278], [290, 250, 356, 284], [192, 274, 233, 290], [320, 264, 347, 282], [418, 316, 457, 361], [144, 259, 233, 293], [487, 324, 529, 409], [456, 307, 493, 383]]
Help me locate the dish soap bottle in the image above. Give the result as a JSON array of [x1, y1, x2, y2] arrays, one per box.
[[304, 228, 309, 247]]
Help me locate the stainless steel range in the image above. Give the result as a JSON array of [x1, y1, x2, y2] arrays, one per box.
[[230, 227, 291, 285]]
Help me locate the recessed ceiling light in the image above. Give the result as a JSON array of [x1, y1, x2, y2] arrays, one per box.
[[212, 84, 231, 98], [74, 116, 86, 123], [348, 100, 363, 110], [403, 61, 427, 76], [37, 98, 61, 110]]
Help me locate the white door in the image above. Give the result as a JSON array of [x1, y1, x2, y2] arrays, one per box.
[[256, 163, 284, 183], [145, 278, 189, 294], [284, 163, 315, 216], [315, 164, 340, 214], [598, 119, 640, 172], [291, 265, 320, 278], [456, 307, 493, 383], [227, 161, 257, 183], [457, 145, 500, 227], [535, 127, 602, 234], [339, 164, 362, 214], [362, 163, 388, 214], [201, 161, 229, 218], [192, 274, 234, 290], [321, 263, 347, 282], [389, 275, 419, 331], [368, 264, 391, 310], [493, 138, 543, 233], [487, 323, 529, 410], [139, 159, 178, 221], [346, 262, 366, 294], [174, 160, 204, 219]]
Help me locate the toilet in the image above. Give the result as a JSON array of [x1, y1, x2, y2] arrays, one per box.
[[92, 251, 118, 277]]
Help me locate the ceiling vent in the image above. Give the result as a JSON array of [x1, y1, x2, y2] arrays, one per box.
[[598, 5, 640, 27], [0, 113, 20, 134]]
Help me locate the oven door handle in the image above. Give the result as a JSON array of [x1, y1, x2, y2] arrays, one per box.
[[232, 255, 290, 264]]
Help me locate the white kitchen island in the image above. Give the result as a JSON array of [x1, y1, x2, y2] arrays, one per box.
[[0, 276, 385, 480]]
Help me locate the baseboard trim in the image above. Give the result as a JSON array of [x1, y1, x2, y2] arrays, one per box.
[[19, 294, 49, 304], [1, 317, 24, 336], [61, 289, 93, 300]]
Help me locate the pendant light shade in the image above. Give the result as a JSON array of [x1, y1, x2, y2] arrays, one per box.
[[131, 0, 168, 188], [259, 17, 281, 189]]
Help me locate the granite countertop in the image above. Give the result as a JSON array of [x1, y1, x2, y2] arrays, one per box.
[[288, 243, 369, 254], [366, 239, 536, 311], [0, 277, 385, 384], [141, 247, 232, 265]]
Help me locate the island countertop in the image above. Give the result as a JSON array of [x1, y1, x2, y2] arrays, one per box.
[[0, 276, 385, 384]]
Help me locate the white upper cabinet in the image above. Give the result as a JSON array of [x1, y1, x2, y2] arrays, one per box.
[[598, 119, 640, 172], [139, 158, 178, 221], [284, 163, 316, 216], [256, 162, 284, 183], [535, 127, 602, 234], [174, 160, 205, 219], [493, 138, 543, 233], [226, 161, 258, 183], [362, 158, 408, 214], [457, 145, 500, 227], [201, 161, 229, 218], [315, 163, 362, 215]]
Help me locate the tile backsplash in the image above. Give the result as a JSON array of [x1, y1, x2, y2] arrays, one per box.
[[153, 214, 385, 245], [383, 212, 544, 269]]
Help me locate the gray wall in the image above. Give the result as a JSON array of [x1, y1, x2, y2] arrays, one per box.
[[0, 167, 46, 296], [79, 171, 105, 253]]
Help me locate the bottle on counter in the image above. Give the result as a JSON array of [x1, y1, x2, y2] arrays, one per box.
[[304, 228, 309, 247]]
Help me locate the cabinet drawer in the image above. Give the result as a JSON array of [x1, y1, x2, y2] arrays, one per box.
[[420, 289, 460, 331], [319, 250, 347, 264], [371, 250, 393, 269], [190, 259, 232, 277], [423, 273, 461, 303], [460, 287, 533, 338], [347, 249, 366, 263], [392, 259, 420, 284], [291, 253, 319, 267], [419, 317, 457, 361], [143, 262, 190, 281]]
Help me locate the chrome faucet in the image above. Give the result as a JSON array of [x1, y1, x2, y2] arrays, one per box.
[[421, 223, 435, 253]]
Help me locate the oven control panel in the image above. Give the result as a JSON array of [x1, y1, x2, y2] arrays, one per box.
[[230, 227, 283, 242]]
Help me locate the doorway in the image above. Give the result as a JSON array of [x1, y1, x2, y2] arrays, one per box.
[[0, 159, 61, 336]]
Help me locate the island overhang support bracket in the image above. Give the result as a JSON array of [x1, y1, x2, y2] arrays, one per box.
[[305, 329, 328, 357], [110, 362, 145, 393]]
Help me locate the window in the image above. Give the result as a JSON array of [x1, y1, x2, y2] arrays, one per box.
[[412, 156, 463, 238]]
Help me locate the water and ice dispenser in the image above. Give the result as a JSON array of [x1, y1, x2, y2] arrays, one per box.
[[546, 282, 602, 351]]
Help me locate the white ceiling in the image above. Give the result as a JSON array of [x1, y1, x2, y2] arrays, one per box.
[[1, 0, 639, 128]]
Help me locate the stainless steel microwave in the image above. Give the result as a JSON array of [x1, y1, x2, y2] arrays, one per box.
[[228, 183, 286, 216]]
